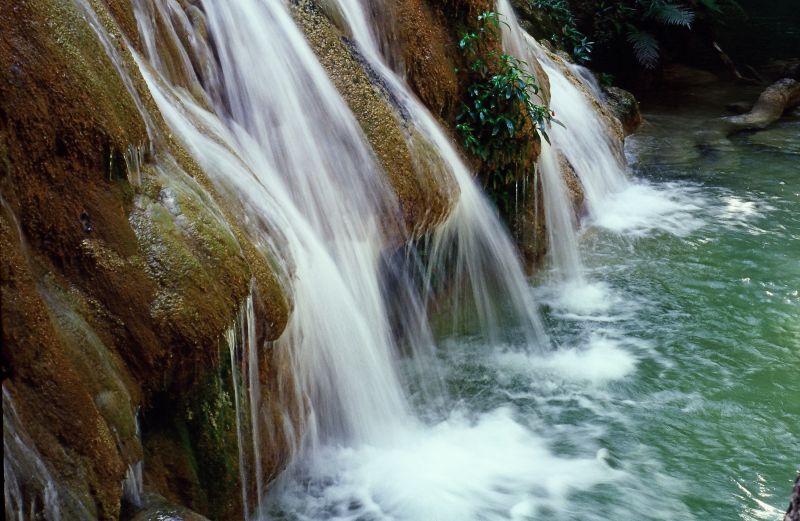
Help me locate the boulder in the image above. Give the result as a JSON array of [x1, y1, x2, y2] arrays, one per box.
[[721, 78, 800, 134], [603, 86, 643, 135]]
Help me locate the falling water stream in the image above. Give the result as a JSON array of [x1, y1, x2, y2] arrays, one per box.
[[4, 0, 797, 520]]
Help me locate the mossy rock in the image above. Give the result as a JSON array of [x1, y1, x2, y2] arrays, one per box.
[[292, 0, 458, 238], [603, 85, 643, 135], [139, 343, 242, 521]]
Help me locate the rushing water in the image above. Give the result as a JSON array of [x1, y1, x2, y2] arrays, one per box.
[[5, 0, 797, 519], [270, 86, 799, 521]]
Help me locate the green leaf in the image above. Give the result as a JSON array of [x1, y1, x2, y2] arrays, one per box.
[[649, 2, 695, 27], [626, 29, 660, 68]]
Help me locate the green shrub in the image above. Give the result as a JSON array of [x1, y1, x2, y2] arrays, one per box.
[[456, 11, 554, 212], [534, 0, 742, 69], [531, 0, 594, 63]]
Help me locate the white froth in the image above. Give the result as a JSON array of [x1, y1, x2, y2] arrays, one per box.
[[593, 182, 705, 236], [279, 408, 620, 521]]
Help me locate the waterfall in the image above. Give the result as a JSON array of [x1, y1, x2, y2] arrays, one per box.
[[520, 33, 632, 220], [497, 0, 584, 281], [325, 0, 548, 347], [17, 0, 617, 517], [4, 386, 64, 521], [133, 0, 416, 459]]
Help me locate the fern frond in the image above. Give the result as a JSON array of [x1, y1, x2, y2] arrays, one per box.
[[626, 29, 660, 68], [650, 2, 695, 27]]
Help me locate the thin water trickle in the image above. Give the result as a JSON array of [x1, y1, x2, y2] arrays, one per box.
[[4, 387, 64, 521]]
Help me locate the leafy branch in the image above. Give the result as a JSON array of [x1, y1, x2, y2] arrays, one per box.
[[456, 11, 555, 206]]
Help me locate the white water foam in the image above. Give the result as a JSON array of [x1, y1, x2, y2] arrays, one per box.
[[495, 333, 638, 386], [276, 407, 620, 521], [593, 182, 706, 236]]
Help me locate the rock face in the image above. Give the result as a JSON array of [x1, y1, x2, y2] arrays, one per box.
[[604, 86, 643, 136], [721, 78, 800, 134], [1, 0, 289, 519], [786, 474, 800, 521]]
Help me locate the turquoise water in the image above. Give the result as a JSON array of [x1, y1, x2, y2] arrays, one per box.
[[440, 88, 800, 520]]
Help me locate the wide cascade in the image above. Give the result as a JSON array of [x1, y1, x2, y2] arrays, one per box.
[[126, 0, 581, 518], [6, 0, 795, 520]]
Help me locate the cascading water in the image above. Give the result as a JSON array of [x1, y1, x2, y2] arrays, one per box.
[[133, 0, 415, 459], [253, 0, 615, 519], [505, 6, 700, 239], [226, 292, 264, 518], [497, 0, 583, 282], [498, 0, 702, 297], [6, 1, 794, 520], [524, 34, 631, 220], [12, 0, 621, 518], [326, 0, 548, 347]]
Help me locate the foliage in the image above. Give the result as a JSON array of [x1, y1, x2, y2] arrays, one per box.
[[538, 0, 742, 69], [531, 0, 594, 63], [455, 11, 554, 208]]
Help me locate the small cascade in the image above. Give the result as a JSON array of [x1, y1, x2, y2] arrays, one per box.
[[226, 292, 264, 519], [121, 462, 144, 509], [121, 407, 144, 509], [3, 387, 63, 521], [328, 0, 548, 347], [123, 143, 151, 188], [497, 0, 584, 281], [522, 36, 631, 219], [537, 140, 584, 279]]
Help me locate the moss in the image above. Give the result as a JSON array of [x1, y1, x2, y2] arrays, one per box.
[[603, 85, 643, 135], [23, 0, 148, 150], [1, 0, 290, 517], [181, 353, 241, 520], [37, 271, 143, 463], [128, 161, 252, 374], [394, 0, 462, 121], [139, 341, 242, 520]]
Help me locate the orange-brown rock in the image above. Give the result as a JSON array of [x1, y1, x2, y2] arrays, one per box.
[[1, 1, 289, 519]]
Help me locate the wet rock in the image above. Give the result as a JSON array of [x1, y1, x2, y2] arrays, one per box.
[[1, 0, 289, 518], [603, 86, 643, 135], [721, 78, 800, 134], [786, 474, 800, 521], [393, 0, 462, 122], [509, 0, 562, 43]]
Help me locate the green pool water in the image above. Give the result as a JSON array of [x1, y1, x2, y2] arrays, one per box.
[[440, 85, 799, 520]]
